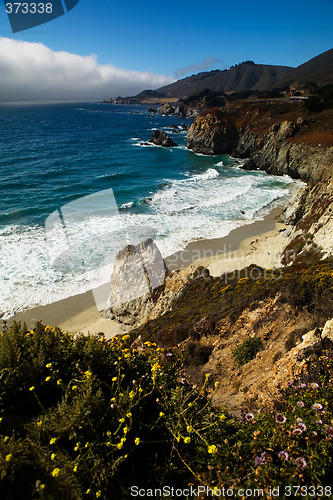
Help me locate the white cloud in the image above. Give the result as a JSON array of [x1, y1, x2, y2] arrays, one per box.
[[0, 37, 174, 101]]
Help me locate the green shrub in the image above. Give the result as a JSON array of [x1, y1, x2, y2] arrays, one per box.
[[1, 323, 333, 497], [232, 337, 263, 366]]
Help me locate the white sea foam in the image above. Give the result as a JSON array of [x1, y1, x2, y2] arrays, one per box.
[[0, 167, 296, 318]]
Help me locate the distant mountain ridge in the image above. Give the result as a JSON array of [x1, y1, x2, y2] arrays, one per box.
[[135, 49, 333, 100], [152, 63, 293, 98]]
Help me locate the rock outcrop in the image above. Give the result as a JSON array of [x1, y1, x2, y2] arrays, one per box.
[[104, 239, 165, 325], [104, 238, 202, 328], [149, 130, 178, 147], [186, 108, 239, 154]]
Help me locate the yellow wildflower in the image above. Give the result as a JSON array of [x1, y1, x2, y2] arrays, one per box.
[[129, 391, 135, 399], [45, 376, 51, 382], [72, 385, 78, 390], [5, 454, 12, 462], [37, 420, 42, 427], [50, 438, 57, 445], [73, 465, 78, 472], [186, 425, 192, 433], [208, 444, 217, 454], [74, 442, 80, 451], [134, 437, 140, 446], [119, 418, 125, 423], [85, 370, 92, 379], [123, 426, 128, 435], [117, 439, 125, 450], [51, 468, 60, 477], [56, 379, 62, 386], [112, 377, 117, 382], [46, 363, 52, 368], [159, 412, 165, 417], [126, 412, 132, 418], [51, 453, 56, 461], [96, 491, 102, 498], [184, 437, 191, 444], [122, 335, 130, 341], [29, 386, 35, 391]]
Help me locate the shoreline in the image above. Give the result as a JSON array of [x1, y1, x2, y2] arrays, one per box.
[[2, 207, 288, 337]]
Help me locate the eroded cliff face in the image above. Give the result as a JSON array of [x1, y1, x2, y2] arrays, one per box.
[[186, 108, 239, 155], [281, 179, 333, 262], [187, 105, 333, 183], [236, 121, 333, 184]]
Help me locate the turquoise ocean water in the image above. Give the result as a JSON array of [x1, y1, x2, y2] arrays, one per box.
[[0, 102, 298, 318]]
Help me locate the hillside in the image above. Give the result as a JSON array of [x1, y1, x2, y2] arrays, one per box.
[[131, 49, 333, 102], [275, 48, 333, 88], [140, 62, 293, 99]]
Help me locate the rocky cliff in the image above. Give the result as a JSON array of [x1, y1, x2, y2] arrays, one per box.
[[187, 103, 333, 183], [187, 103, 333, 262]]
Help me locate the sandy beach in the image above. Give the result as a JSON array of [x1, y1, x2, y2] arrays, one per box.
[[2, 207, 288, 337]]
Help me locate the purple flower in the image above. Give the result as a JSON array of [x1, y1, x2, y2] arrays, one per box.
[[287, 381, 293, 387], [310, 383, 319, 389], [298, 423, 307, 432], [275, 413, 287, 424], [254, 452, 267, 466], [311, 431, 318, 438], [300, 383, 307, 388], [166, 353, 173, 357], [295, 457, 307, 469], [293, 428, 303, 435], [316, 419, 323, 425], [278, 451, 289, 461], [297, 401, 305, 408], [296, 417, 303, 424], [313, 403, 323, 410], [245, 413, 254, 422]]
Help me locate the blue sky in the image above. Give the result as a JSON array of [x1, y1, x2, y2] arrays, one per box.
[[0, 0, 332, 99]]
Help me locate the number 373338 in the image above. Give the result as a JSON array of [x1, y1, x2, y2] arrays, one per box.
[[5, 3, 53, 14]]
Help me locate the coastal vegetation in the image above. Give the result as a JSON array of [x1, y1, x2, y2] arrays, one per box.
[[1, 254, 333, 497], [0, 321, 333, 498]]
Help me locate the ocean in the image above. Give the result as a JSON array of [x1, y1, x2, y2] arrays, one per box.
[[0, 102, 298, 318]]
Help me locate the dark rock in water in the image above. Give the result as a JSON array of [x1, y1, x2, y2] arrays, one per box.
[[147, 107, 156, 113], [157, 103, 175, 115], [181, 123, 188, 130], [149, 130, 178, 147]]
